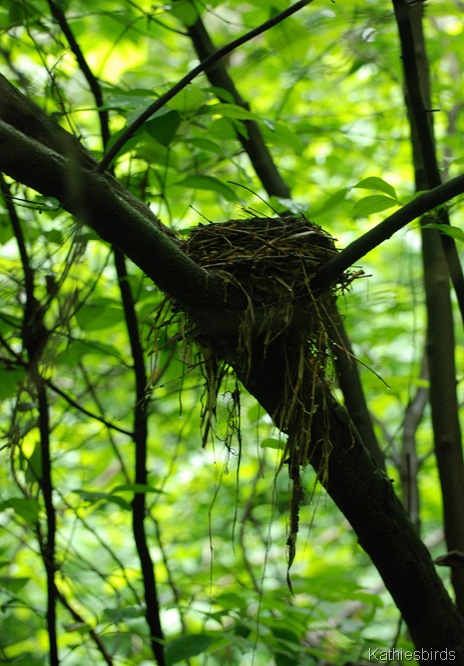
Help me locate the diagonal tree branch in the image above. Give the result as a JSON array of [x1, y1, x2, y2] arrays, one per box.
[[97, 0, 314, 173], [312, 174, 464, 293]]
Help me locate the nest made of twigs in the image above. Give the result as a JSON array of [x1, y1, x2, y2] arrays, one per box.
[[155, 214, 353, 580], [180, 215, 343, 340], [176, 214, 350, 438]]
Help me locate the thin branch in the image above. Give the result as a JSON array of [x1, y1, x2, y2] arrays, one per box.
[[36, 378, 59, 665], [47, 0, 110, 148], [114, 249, 165, 665], [56, 588, 114, 666], [46, 379, 134, 437], [5, 172, 58, 663], [97, 0, 315, 172], [328, 315, 384, 470], [400, 354, 428, 528]]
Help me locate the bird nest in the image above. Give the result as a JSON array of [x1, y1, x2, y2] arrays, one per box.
[[154, 214, 354, 577], [165, 215, 353, 450], [181, 215, 340, 340]]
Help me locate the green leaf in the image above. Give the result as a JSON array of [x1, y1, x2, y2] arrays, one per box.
[[145, 110, 181, 147], [43, 229, 63, 244], [200, 102, 261, 121], [0, 367, 26, 398], [0, 214, 13, 244], [215, 592, 247, 612], [165, 634, 214, 665], [168, 87, 205, 114], [353, 177, 398, 200], [204, 86, 236, 105], [73, 489, 131, 511], [262, 121, 304, 151], [185, 137, 223, 155], [311, 188, 349, 218], [55, 338, 126, 366], [110, 483, 164, 495], [260, 437, 284, 450], [25, 442, 42, 484], [103, 605, 145, 622], [174, 175, 238, 201], [0, 575, 31, 594], [422, 223, 464, 243], [353, 194, 398, 217], [0, 498, 41, 525], [168, 0, 199, 26], [75, 302, 124, 331]]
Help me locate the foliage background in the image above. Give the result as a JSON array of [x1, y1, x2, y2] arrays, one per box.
[[0, 1, 463, 664]]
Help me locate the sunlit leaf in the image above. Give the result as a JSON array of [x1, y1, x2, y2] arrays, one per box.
[[174, 175, 238, 201], [353, 194, 398, 217], [200, 102, 261, 121], [422, 223, 464, 243], [0, 498, 41, 525], [353, 177, 398, 200]]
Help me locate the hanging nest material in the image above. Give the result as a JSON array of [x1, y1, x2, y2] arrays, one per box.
[[156, 214, 355, 577]]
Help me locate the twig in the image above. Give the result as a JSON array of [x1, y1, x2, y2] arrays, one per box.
[[46, 379, 134, 438], [114, 249, 165, 665], [47, 0, 110, 148]]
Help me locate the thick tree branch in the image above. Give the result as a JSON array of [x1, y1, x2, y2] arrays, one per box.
[[217, 333, 464, 659], [2, 72, 464, 657], [0, 115, 245, 311]]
